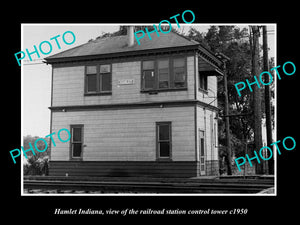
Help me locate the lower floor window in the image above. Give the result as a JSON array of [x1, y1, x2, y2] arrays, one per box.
[[70, 125, 83, 159], [156, 122, 172, 159]]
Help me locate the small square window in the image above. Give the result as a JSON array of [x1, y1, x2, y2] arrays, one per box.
[[86, 66, 97, 74], [100, 64, 111, 73], [143, 61, 154, 70]]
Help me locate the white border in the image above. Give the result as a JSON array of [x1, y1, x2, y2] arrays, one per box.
[[21, 23, 277, 197]]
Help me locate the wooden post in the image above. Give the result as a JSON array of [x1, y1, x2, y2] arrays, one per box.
[[223, 60, 232, 175], [251, 26, 263, 174], [263, 26, 274, 174], [216, 52, 232, 175]]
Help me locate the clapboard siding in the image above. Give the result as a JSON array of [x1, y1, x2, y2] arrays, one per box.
[[52, 56, 195, 107], [51, 106, 195, 162], [49, 161, 198, 178], [196, 106, 218, 162]]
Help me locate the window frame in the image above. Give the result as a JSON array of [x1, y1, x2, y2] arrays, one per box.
[[199, 71, 208, 92], [84, 64, 112, 96], [156, 122, 172, 161], [157, 59, 170, 89], [141, 56, 187, 93], [199, 129, 206, 173], [173, 57, 187, 89], [70, 124, 84, 160], [142, 60, 156, 90]]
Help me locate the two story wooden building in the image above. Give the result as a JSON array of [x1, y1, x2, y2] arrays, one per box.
[[45, 26, 223, 177]]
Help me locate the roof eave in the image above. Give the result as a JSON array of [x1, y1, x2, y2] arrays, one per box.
[[44, 44, 200, 65]]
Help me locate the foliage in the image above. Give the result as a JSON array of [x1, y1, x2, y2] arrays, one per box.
[[187, 26, 256, 159], [23, 135, 50, 176]]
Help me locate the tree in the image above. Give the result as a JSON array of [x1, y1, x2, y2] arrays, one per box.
[[23, 135, 50, 176], [249, 26, 263, 174], [187, 25, 257, 174]]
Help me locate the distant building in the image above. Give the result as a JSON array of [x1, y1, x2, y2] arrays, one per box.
[[45, 27, 223, 177]]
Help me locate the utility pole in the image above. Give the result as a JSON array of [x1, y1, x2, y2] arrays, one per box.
[[250, 26, 263, 174], [217, 52, 232, 175], [262, 26, 274, 174]]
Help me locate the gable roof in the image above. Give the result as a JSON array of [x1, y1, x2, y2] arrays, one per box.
[[44, 30, 223, 70]]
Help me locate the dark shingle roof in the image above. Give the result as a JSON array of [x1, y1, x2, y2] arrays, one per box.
[[45, 31, 199, 62], [44, 30, 223, 70]]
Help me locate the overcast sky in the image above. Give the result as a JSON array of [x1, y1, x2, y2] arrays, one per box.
[[22, 24, 276, 137]]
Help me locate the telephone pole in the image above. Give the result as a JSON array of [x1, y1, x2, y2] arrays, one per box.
[[251, 26, 263, 174], [217, 52, 232, 175], [262, 26, 274, 174]]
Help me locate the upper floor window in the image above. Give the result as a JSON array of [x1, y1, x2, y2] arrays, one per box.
[[158, 59, 169, 89], [173, 58, 186, 88], [142, 60, 155, 90], [141, 57, 187, 92], [85, 64, 112, 95], [199, 72, 208, 91]]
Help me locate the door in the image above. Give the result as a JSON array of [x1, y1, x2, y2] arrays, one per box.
[[199, 130, 206, 175]]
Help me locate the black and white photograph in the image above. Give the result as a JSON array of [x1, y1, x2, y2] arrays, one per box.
[[21, 23, 276, 196], [3, 5, 298, 221]]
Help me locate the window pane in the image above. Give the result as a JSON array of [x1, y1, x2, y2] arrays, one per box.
[[72, 127, 82, 142], [158, 59, 169, 69], [101, 73, 112, 91], [72, 143, 82, 157], [86, 66, 97, 74], [201, 164, 205, 171], [87, 74, 97, 92], [174, 58, 185, 67], [159, 142, 170, 157], [174, 67, 186, 88], [143, 61, 154, 70], [143, 70, 155, 89], [159, 124, 170, 141], [201, 158, 205, 164], [159, 68, 169, 88], [199, 73, 208, 90], [200, 139, 205, 156], [100, 64, 111, 73]]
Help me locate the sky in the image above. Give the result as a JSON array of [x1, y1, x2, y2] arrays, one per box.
[[22, 24, 276, 137]]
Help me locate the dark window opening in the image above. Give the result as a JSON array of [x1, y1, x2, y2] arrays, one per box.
[[70, 125, 83, 159], [157, 122, 172, 159], [199, 72, 208, 91], [85, 65, 112, 94], [141, 57, 186, 92]]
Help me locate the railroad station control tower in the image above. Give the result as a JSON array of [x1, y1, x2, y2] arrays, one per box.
[[45, 27, 223, 177]]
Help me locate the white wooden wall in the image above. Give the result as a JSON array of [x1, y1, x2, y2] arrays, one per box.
[[51, 106, 195, 161], [52, 56, 195, 107], [196, 106, 218, 162]]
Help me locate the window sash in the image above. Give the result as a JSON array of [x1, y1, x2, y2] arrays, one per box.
[[141, 57, 186, 91], [70, 125, 83, 159], [199, 72, 208, 90], [157, 122, 171, 159], [85, 65, 112, 94], [100, 73, 112, 92], [143, 70, 155, 90], [86, 74, 97, 92], [174, 67, 186, 88]]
